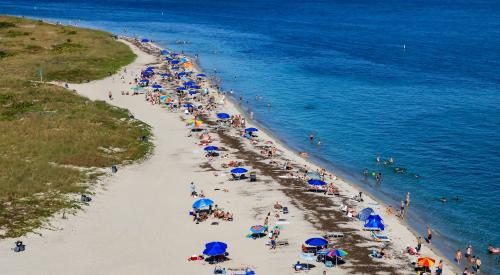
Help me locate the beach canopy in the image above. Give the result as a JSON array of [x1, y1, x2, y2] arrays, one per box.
[[358, 208, 375, 221], [231, 167, 248, 174], [305, 238, 328, 247], [203, 242, 227, 256], [152, 84, 162, 89], [364, 214, 384, 230], [250, 225, 266, 234], [192, 198, 214, 209], [418, 257, 435, 267], [197, 73, 206, 77], [217, 113, 230, 119], [245, 127, 258, 133], [204, 146, 219, 151], [308, 179, 326, 186]]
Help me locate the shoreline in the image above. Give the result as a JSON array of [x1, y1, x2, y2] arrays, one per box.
[[0, 26, 460, 274]]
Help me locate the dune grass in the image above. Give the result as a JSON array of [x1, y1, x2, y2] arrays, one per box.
[[0, 16, 152, 238]]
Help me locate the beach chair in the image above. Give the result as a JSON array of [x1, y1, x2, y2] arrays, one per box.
[[371, 231, 390, 242]]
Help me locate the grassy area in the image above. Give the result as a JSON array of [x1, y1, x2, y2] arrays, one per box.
[[0, 16, 152, 238]]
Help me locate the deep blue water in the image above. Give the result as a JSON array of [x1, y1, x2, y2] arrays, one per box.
[[2, 0, 499, 272]]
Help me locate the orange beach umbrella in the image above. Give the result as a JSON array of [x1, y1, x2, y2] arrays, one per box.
[[417, 257, 435, 267]]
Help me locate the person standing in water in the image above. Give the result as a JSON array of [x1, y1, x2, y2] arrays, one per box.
[[363, 168, 369, 178], [406, 192, 411, 206], [427, 225, 432, 244], [376, 155, 381, 164], [389, 157, 394, 165], [317, 139, 321, 149], [309, 133, 314, 143], [400, 200, 405, 218]]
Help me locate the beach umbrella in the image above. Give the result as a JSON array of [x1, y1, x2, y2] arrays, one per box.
[[141, 38, 149, 43], [203, 243, 227, 256], [146, 66, 154, 71], [190, 85, 201, 89], [152, 84, 162, 89], [231, 167, 248, 174], [176, 87, 186, 91], [171, 60, 180, 65], [250, 225, 266, 234], [217, 113, 230, 119], [192, 198, 214, 209], [299, 253, 316, 269], [205, 241, 228, 249], [171, 53, 179, 56], [305, 238, 328, 247], [204, 146, 219, 151], [316, 248, 331, 255], [364, 214, 384, 231], [140, 79, 149, 83], [178, 72, 187, 77], [188, 91, 197, 95], [245, 127, 258, 133], [184, 80, 196, 86], [161, 50, 169, 55], [171, 67, 179, 71], [184, 103, 194, 108], [328, 249, 348, 267], [358, 208, 375, 221], [418, 257, 436, 267], [160, 73, 170, 77], [197, 73, 206, 77], [308, 179, 327, 186]]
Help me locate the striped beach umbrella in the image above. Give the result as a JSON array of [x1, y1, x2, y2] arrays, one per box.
[[418, 257, 435, 267]]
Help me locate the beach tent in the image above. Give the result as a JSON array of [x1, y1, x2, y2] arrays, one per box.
[[305, 238, 328, 247], [217, 113, 230, 119], [203, 242, 227, 256], [364, 214, 384, 230], [358, 208, 374, 221], [308, 179, 326, 186], [192, 198, 214, 209]]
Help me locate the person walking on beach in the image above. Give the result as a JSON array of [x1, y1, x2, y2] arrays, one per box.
[[427, 225, 432, 244], [399, 200, 405, 218], [190, 182, 197, 197], [416, 236, 423, 252], [108, 90, 113, 100]]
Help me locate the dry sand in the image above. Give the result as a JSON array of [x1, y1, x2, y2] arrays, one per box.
[[0, 40, 459, 275]]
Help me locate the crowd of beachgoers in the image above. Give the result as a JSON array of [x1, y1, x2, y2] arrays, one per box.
[[109, 37, 473, 274]]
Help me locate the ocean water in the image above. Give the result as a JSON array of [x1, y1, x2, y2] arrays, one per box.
[[2, 0, 499, 272]]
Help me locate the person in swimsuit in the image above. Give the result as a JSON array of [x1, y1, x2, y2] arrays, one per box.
[[406, 192, 410, 206], [427, 226, 432, 244], [435, 260, 443, 275], [400, 201, 405, 218], [465, 245, 473, 260], [475, 257, 481, 274], [309, 133, 314, 143], [416, 236, 423, 252], [455, 249, 462, 264]]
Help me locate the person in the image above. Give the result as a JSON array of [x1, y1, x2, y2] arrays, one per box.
[[436, 259, 443, 275], [400, 201, 405, 218], [190, 182, 197, 197], [363, 168, 369, 178], [465, 245, 473, 260], [455, 249, 462, 264], [309, 133, 314, 143], [475, 257, 481, 274], [416, 236, 423, 252], [463, 267, 469, 275], [427, 226, 432, 244], [108, 90, 113, 100], [406, 192, 411, 206], [317, 139, 321, 149], [376, 155, 380, 164], [270, 235, 276, 250], [389, 157, 394, 165], [386, 206, 394, 215]]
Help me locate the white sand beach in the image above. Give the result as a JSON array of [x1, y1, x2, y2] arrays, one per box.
[[0, 40, 459, 275]]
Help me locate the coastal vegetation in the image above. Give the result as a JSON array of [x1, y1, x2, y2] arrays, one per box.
[[0, 16, 152, 238]]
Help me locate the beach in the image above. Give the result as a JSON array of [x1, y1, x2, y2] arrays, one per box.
[[0, 38, 462, 274]]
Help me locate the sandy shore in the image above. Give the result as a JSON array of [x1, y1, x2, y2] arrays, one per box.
[[0, 39, 459, 274]]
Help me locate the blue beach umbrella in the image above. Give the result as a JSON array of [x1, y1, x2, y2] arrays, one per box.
[[177, 72, 187, 77], [317, 248, 331, 255], [161, 49, 169, 55], [364, 214, 385, 230], [190, 85, 201, 89], [308, 179, 327, 186], [192, 198, 214, 209], [203, 242, 227, 256], [171, 60, 180, 65], [139, 79, 149, 83], [189, 91, 197, 95], [197, 73, 207, 77], [183, 103, 193, 108], [231, 167, 248, 174], [245, 127, 258, 133], [204, 146, 219, 151], [171, 67, 179, 71], [152, 84, 162, 89], [217, 113, 230, 119], [184, 80, 196, 86], [171, 53, 179, 56], [358, 208, 374, 221], [176, 87, 186, 91], [141, 38, 149, 43], [160, 73, 170, 77], [305, 238, 328, 247]]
